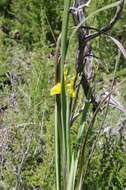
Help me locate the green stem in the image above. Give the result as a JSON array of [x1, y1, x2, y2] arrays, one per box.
[[60, 0, 71, 188], [55, 96, 61, 190]]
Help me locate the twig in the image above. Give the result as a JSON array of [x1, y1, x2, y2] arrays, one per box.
[[71, 0, 99, 111], [85, 0, 124, 42]]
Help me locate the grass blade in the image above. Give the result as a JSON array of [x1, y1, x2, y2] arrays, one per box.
[[67, 154, 78, 190], [66, 98, 71, 175], [55, 96, 62, 190], [60, 0, 71, 188]]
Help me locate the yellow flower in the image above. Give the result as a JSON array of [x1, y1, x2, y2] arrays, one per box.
[[50, 82, 61, 95], [50, 72, 76, 98]]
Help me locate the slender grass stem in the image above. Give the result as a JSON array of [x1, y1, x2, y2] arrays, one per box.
[[60, 0, 71, 188]]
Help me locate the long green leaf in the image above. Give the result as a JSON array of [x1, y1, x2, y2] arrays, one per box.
[[67, 154, 78, 190], [61, 0, 71, 129], [60, 0, 71, 188], [66, 98, 71, 176], [55, 96, 62, 190]]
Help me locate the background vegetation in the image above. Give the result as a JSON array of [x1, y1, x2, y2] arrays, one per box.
[[0, 0, 126, 189]]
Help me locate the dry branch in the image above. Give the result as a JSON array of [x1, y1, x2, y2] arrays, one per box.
[[70, 0, 125, 112]]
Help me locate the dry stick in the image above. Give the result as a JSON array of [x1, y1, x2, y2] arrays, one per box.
[[72, 0, 124, 106], [71, 0, 99, 112]]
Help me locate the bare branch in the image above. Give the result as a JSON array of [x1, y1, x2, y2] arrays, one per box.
[[85, 0, 125, 42], [71, 0, 99, 112]]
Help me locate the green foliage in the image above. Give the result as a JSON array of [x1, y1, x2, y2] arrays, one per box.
[[84, 135, 126, 190], [0, 0, 63, 47], [0, 0, 10, 16]]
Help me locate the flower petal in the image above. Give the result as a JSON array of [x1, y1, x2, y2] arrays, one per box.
[[50, 83, 61, 96]]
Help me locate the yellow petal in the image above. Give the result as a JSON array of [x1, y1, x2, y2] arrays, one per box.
[[71, 75, 76, 85], [68, 87, 76, 98], [64, 68, 68, 81], [50, 83, 61, 96], [66, 82, 76, 98]]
